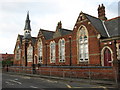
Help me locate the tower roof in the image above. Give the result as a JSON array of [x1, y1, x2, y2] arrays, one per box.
[[24, 11, 31, 30]]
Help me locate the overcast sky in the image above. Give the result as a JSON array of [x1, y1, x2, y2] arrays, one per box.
[[0, 0, 119, 54]]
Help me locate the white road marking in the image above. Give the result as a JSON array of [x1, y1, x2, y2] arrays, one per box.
[[5, 81, 14, 85], [15, 78, 18, 80], [30, 86, 38, 88], [8, 79, 22, 85], [46, 80, 57, 83], [22, 76, 31, 79], [65, 84, 72, 88], [99, 86, 108, 90]]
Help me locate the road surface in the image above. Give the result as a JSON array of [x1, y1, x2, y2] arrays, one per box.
[[2, 72, 117, 90]]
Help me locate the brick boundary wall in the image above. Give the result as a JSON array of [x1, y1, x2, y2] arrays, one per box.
[[3, 66, 115, 80]]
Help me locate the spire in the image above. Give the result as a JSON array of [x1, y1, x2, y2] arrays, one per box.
[[23, 11, 32, 39], [24, 11, 31, 30]]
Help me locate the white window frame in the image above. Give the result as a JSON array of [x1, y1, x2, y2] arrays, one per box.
[[38, 39, 43, 64], [59, 39, 65, 62], [15, 45, 21, 60], [50, 41, 56, 63], [78, 26, 89, 62], [27, 44, 33, 62]]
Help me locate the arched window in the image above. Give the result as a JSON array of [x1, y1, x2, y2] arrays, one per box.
[[38, 39, 43, 63], [27, 44, 33, 62], [59, 39, 65, 62], [50, 41, 56, 63], [78, 26, 88, 62], [15, 45, 20, 60]]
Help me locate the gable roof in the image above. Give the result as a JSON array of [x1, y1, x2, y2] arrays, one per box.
[[58, 28, 72, 36], [31, 37, 37, 45], [18, 34, 36, 45], [104, 17, 120, 37], [18, 34, 24, 44], [40, 29, 55, 40], [84, 13, 108, 37]]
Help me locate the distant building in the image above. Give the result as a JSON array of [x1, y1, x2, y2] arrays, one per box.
[[14, 4, 120, 67], [0, 53, 14, 61]]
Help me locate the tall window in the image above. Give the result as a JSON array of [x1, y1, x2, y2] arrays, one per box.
[[15, 45, 20, 60], [38, 39, 43, 63], [59, 39, 65, 62], [78, 26, 88, 62], [117, 44, 120, 60], [27, 44, 33, 62], [50, 41, 56, 63]]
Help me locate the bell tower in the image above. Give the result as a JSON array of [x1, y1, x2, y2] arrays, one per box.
[[24, 11, 31, 39]]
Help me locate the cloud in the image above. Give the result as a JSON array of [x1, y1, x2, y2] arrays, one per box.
[[0, 0, 118, 54]]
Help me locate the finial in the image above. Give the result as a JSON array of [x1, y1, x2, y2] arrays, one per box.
[[80, 11, 83, 14]]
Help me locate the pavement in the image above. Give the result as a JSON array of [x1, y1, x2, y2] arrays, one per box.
[[3, 71, 120, 89]]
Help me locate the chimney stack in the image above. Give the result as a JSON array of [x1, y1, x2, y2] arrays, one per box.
[[56, 21, 62, 31], [98, 4, 107, 21]]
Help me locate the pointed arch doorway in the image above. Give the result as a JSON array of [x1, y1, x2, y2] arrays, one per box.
[[101, 46, 113, 66], [104, 48, 112, 66]]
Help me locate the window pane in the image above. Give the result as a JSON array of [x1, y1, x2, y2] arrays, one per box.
[[84, 36, 88, 42], [59, 39, 65, 62]]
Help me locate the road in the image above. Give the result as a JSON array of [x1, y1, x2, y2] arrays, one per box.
[[2, 72, 117, 90]]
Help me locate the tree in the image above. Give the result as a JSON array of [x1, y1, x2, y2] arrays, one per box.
[[2, 57, 13, 67]]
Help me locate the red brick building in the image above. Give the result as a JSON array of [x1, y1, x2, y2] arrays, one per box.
[[14, 4, 120, 67], [0, 53, 14, 61]]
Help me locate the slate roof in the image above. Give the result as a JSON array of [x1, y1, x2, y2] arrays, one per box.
[[58, 28, 72, 36], [40, 29, 55, 40], [84, 13, 108, 37], [84, 13, 119, 38], [105, 17, 120, 37], [18, 34, 24, 44], [23, 34, 31, 39], [18, 34, 36, 45], [31, 37, 37, 45]]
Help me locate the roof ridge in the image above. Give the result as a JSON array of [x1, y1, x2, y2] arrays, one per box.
[[106, 16, 120, 21], [83, 13, 99, 20], [18, 34, 24, 37], [40, 29, 55, 33], [61, 28, 73, 31]]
